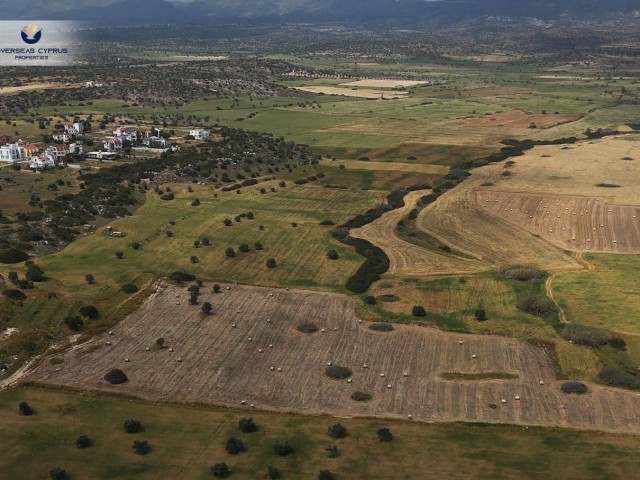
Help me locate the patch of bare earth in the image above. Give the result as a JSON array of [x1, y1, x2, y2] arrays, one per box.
[[26, 283, 640, 434]]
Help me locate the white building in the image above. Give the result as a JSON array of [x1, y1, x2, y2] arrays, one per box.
[[189, 128, 210, 140], [29, 153, 56, 170], [46, 145, 68, 160], [68, 142, 84, 155], [52, 131, 71, 143], [65, 122, 84, 135], [103, 137, 123, 152], [0, 143, 25, 162], [142, 135, 168, 148]]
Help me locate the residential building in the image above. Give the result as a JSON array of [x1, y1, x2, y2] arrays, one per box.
[[0, 143, 25, 162], [22, 144, 39, 157], [29, 153, 56, 169], [52, 130, 71, 143], [189, 128, 210, 140], [103, 137, 123, 152]]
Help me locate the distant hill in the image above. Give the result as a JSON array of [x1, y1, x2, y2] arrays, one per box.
[[1, 0, 638, 26]]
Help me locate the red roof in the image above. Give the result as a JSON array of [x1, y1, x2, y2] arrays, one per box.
[[24, 144, 38, 151]]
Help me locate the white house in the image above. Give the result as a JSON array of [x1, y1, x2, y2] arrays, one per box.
[[0, 143, 25, 162], [46, 145, 68, 160], [189, 128, 210, 140], [29, 153, 56, 169], [68, 142, 84, 155], [113, 127, 140, 142], [65, 123, 84, 135], [103, 137, 123, 152], [52, 130, 71, 143], [142, 135, 168, 148]]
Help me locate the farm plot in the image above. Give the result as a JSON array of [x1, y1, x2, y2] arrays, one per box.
[[27, 282, 640, 434], [454, 109, 581, 131], [293, 86, 408, 99], [339, 80, 429, 88], [476, 191, 640, 253], [351, 190, 484, 277]]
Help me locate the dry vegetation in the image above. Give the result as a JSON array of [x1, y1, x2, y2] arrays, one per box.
[[26, 282, 640, 434]]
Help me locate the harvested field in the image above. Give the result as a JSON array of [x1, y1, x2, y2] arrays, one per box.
[[27, 282, 640, 434], [0, 82, 67, 95], [339, 79, 429, 88], [454, 109, 581, 130], [293, 86, 408, 99], [477, 191, 640, 253], [351, 190, 483, 277]]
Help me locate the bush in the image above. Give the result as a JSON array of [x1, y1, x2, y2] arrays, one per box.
[[132, 440, 150, 455], [131, 242, 142, 250], [319, 220, 334, 226], [3, 289, 26, 300], [254, 242, 263, 250], [191, 199, 200, 206], [497, 265, 546, 282], [49, 467, 67, 480], [350, 391, 372, 402], [223, 218, 232, 226], [412, 305, 426, 317], [160, 193, 174, 201], [377, 427, 393, 442], [474, 309, 487, 321], [318, 470, 334, 480], [238, 417, 257, 433], [267, 465, 281, 479], [115, 251, 124, 259], [121, 283, 139, 294], [238, 243, 250, 253], [63, 315, 83, 331], [273, 441, 294, 456], [516, 294, 557, 317], [598, 366, 640, 390], [225, 247, 235, 258], [325, 365, 352, 379], [19, 401, 33, 416], [298, 323, 318, 333], [211, 462, 231, 477], [170, 271, 195, 283], [104, 369, 128, 384], [76, 435, 91, 448], [79, 305, 99, 319], [190, 255, 198, 264], [266, 258, 277, 268], [201, 302, 213, 315], [560, 381, 588, 394], [123, 419, 142, 433], [609, 337, 626, 349], [0, 248, 29, 264], [327, 423, 347, 439], [369, 322, 394, 332], [225, 437, 246, 454], [561, 324, 613, 347], [85, 273, 95, 284], [363, 295, 376, 305], [326, 249, 339, 260]]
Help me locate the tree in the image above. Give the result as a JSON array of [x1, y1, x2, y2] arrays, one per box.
[[213, 284, 221, 293], [266, 258, 277, 269], [202, 302, 213, 315], [267, 465, 281, 479], [225, 436, 245, 455], [132, 440, 150, 455], [377, 427, 393, 442], [8, 271, 18, 283], [318, 470, 334, 480], [210, 463, 231, 478], [225, 248, 235, 258], [191, 199, 200, 206], [474, 309, 487, 321], [327, 423, 347, 439], [79, 305, 99, 319], [238, 243, 249, 253], [123, 419, 142, 433], [49, 467, 67, 480], [273, 441, 294, 456], [190, 255, 198, 264], [132, 242, 142, 250], [325, 444, 339, 458], [19, 401, 33, 416], [326, 249, 339, 260], [76, 435, 91, 449], [412, 305, 426, 317], [254, 242, 263, 250], [25, 262, 45, 282], [115, 251, 124, 259], [223, 218, 232, 226], [189, 293, 198, 305], [246, 212, 255, 219], [156, 337, 165, 348], [238, 417, 257, 433], [63, 315, 83, 331], [363, 295, 376, 305], [104, 369, 128, 384], [85, 273, 95, 284], [201, 237, 210, 246], [194, 240, 201, 248]]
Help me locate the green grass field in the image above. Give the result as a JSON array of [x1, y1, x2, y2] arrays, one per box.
[[2, 386, 640, 480]]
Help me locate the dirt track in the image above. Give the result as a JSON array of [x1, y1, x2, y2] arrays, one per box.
[[26, 283, 640, 434]]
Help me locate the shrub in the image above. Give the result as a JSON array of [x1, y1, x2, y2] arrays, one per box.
[[254, 242, 263, 250], [369, 322, 394, 332], [201, 237, 210, 246], [267, 465, 281, 479], [194, 240, 201, 248], [79, 305, 99, 319], [350, 391, 372, 402], [123, 419, 142, 433], [85, 273, 95, 284], [190, 255, 198, 264], [132, 440, 150, 455], [377, 427, 393, 442], [201, 302, 213, 315], [191, 199, 200, 206], [63, 315, 83, 331], [273, 441, 294, 456], [0, 248, 29, 264], [238, 417, 257, 433], [156, 337, 165, 348], [325, 365, 352, 379], [560, 381, 588, 394], [104, 369, 128, 384], [223, 218, 232, 226], [213, 284, 221, 293], [474, 309, 487, 321], [225, 437, 246, 455], [319, 220, 334, 226], [327, 423, 347, 439], [412, 305, 426, 317], [3, 289, 26, 300], [49, 467, 67, 480], [211, 462, 231, 478], [238, 243, 250, 253], [318, 470, 334, 480], [298, 323, 318, 333], [497, 265, 545, 282], [76, 435, 91, 448], [115, 251, 124, 259], [19, 401, 33, 416], [363, 295, 376, 305], [170, 271, 195, 283], [561, 324, 613, 347], [326, 249, 339, 260], [131, 242, 142, 250], [225, 247, 235, 258], [609, 337, 626, 349], [160, 193, 174, 201], [121, 283, 139, 294], [598, 366, 640, 390], [266, 258, 277, 268], [516, 294, 557, 317]]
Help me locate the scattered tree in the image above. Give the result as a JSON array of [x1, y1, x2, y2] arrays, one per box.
[[123, 419, 142, 433], [63, 315, 83, 331], [225, 247, 235, 258], [254, 242, 263, 250], [223, 218, 232, 226], [49, 467, 67, 480], [115, 251, 124, 259], [194, 240, 201, 248], [326, 249, 339, 260], [327, 423, 347, 439], [238, 243, 250, 253], [79, 305, 99, 319], [267, 465, 281, 479], [363, 295, 376, 305], [273, 441, 294, 456], [210, 462, 231, 478], [325, 444, 339, 458], [213, 284, 221, 293], [76, 435, 91, 449], [238, 417, 257, 433], [156, 337, 165, 348], [85, 273, 95, 284], [202, 302, 213, 315], [18, 401, 33, 416], [190, 255, 198, 264], [319, 470, 334, 480], [266, 258, 277, 268], [201, 237, 210, 246], [104, 369, 128, 384], [225, 437, 246, 455], [132, 440, 150, 455], [474, 309, 487, 321], [412, 305, 426, 317], [377, 427, 393, 442]]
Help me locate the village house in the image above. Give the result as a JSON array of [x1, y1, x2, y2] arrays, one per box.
[[0, 143, 25, 162], [29, 152, 56, 170], [22, 144, 39, 157], [65, 122, 84, 135], [68, 142, 84, 155], [52, 130, 71, 143], [46, 145, 68, 161], [103, 137, 123, 152], [189, 128, 210, 140]]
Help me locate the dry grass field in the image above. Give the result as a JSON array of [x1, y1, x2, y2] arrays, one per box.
[[351, 190, 484, 277], [293, 86, 408, 98], [476, 191, 640, 253], [339, 79, 429, 88], [454, 110, 581, 130], [26, 282, 640, 434]]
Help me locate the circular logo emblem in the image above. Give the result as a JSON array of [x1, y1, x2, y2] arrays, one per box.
[[21, 24, 42, 44]]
